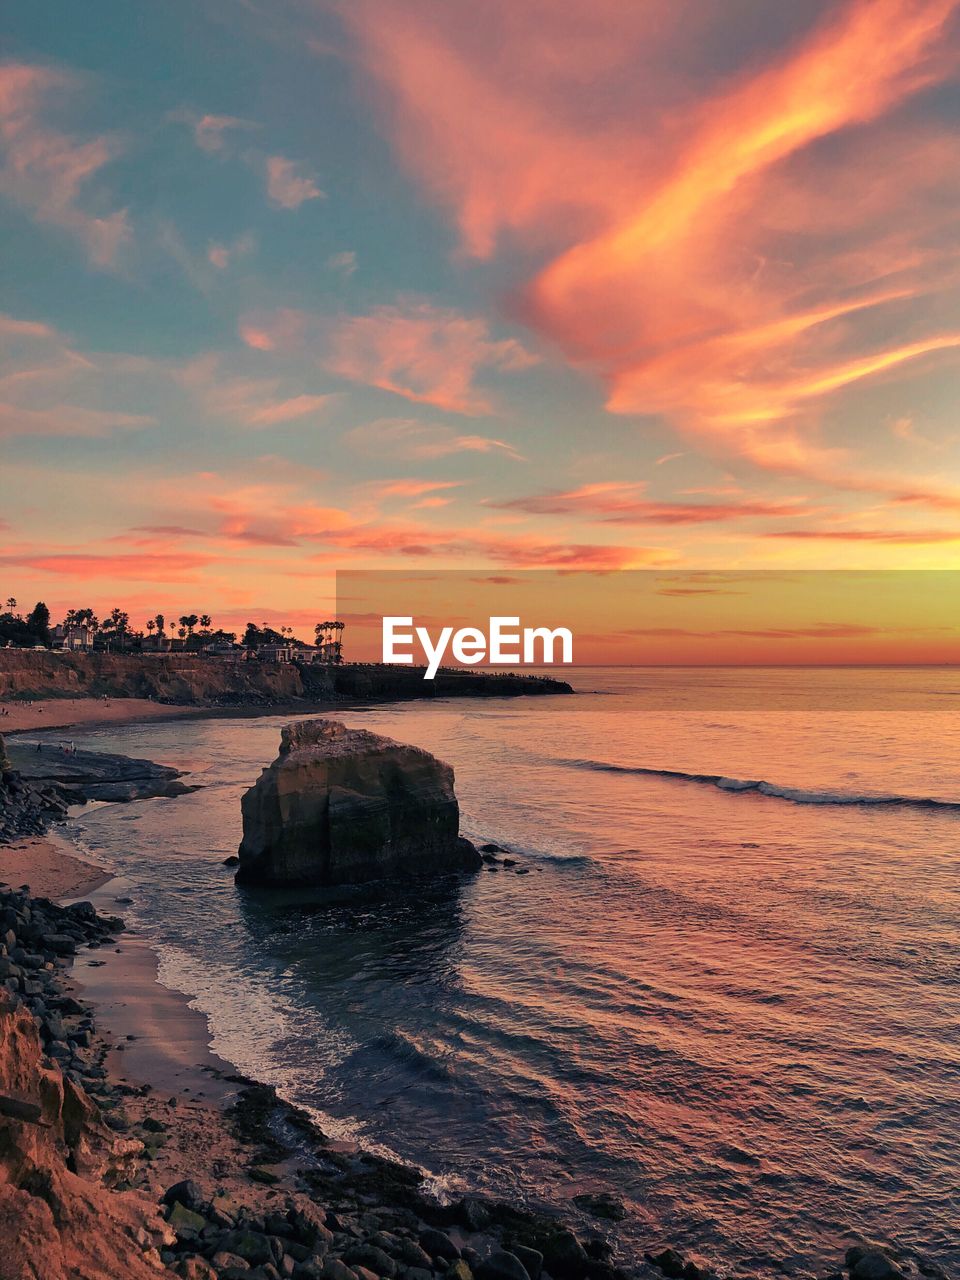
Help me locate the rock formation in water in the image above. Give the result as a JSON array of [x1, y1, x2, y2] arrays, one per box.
[[235, 719, 482, 886]]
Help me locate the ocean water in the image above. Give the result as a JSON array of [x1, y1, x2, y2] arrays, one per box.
[[41, 669, 960, 1277]]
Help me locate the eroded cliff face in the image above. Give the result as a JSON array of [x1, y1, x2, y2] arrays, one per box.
[[0, 651, 304, 706], [0, 993, 173, 1280], [236, 719, 481, 887]]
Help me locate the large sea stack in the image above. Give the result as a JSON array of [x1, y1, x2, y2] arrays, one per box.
[[235, 719, 481, 887]]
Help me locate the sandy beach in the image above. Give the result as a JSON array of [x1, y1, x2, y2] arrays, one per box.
[[0, 696, 207, 735], [0, 832, 112, 898]]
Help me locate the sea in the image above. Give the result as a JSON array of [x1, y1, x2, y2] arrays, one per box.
[[37, 668, 960, 1278]]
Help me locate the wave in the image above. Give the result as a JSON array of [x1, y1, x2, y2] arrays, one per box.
[[560, 758, 960, 811]]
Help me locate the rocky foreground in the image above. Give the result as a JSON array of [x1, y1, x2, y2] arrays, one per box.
[[0, 730, 193, 844], [0, 882, 937, 1280]]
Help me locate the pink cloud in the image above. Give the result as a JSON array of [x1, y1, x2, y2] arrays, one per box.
[[189, 112, 255, 153], [344, 417, 525, 460], [244, 394, 334, 426], [238, 309, 309, 352], [174, 355, 334, 428], [373, 478, 464, 498], [0, 62, 130, 266], [265, 155, 324, 209], [0, 402, 153, 439], [494, 481, 818, 525], [325, 301, 538, 414]]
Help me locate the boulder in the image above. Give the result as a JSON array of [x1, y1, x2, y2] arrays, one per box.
[[235, 720, 481, 887]]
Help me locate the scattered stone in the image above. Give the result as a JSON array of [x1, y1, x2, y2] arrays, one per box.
[[850, 1253, 903, 1280], [648, 1249, 686, 1279], [458, 1197, 492, 1232], [572, 1192, 626, 1221], [477, 1250, 532, 1280], [420, 1228, 461, 1262], [167, 1200, 208, 1236], [321, 1259, 356, 1280], [513, 1247, 543, 1280], [543, 1230, 589, 1279], [162, 1178, 206, 1212]]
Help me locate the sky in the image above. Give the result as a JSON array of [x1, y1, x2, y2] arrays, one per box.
[[3, 0, 960, 642]]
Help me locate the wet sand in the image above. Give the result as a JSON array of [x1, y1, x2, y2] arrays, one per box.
[[0, 832, 112, 898], [68, 895, 240, 1104]]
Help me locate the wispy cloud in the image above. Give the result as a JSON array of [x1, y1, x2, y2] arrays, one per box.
[[325, 300, 538, 414], [344, 417, 525, 461], [174, 354, 334, 428], [327, 249, 357, 277], [0, 62, 130, 266], [341, 0, 960, 500], [494, 481, 817, 525], [0, 402, 153, 439]]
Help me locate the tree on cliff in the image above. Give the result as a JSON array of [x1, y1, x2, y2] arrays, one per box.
[[243, 621, 291, 649], [26, 602, 50, 644], [100, 608, 131, 651], [63, 608, 99, 632], [0, 600, 50, 647], [179, 614, 199, 636], [154, 613, 165, 636]]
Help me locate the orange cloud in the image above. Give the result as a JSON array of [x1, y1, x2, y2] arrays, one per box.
[[495, 481, 817, 525], [767, 527, 960, 543], [0, 551, 215, 580], [342, 0, 960, 501]]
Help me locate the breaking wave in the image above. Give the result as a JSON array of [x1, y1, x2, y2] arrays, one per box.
[[560, 758, 960, 811]]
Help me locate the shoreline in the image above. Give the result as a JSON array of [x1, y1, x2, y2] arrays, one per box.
[[0, 694, 345, 737], [2, 840, 652, 1280], [0, 708, 921, 1280]]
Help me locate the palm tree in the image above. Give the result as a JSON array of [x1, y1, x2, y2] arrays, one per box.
[[199, 614, 212, 630], [154, 614, 165, 637], [147, 619, 156, 636]]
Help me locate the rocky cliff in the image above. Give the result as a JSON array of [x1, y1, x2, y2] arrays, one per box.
[[0, 651, 572, 708], [0, 651, 303, 706], [236, 719, 481, 887], [0, 990, 173, 1279]]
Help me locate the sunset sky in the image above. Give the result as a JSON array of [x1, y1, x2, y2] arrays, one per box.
[[4, 0, 960, 639]]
